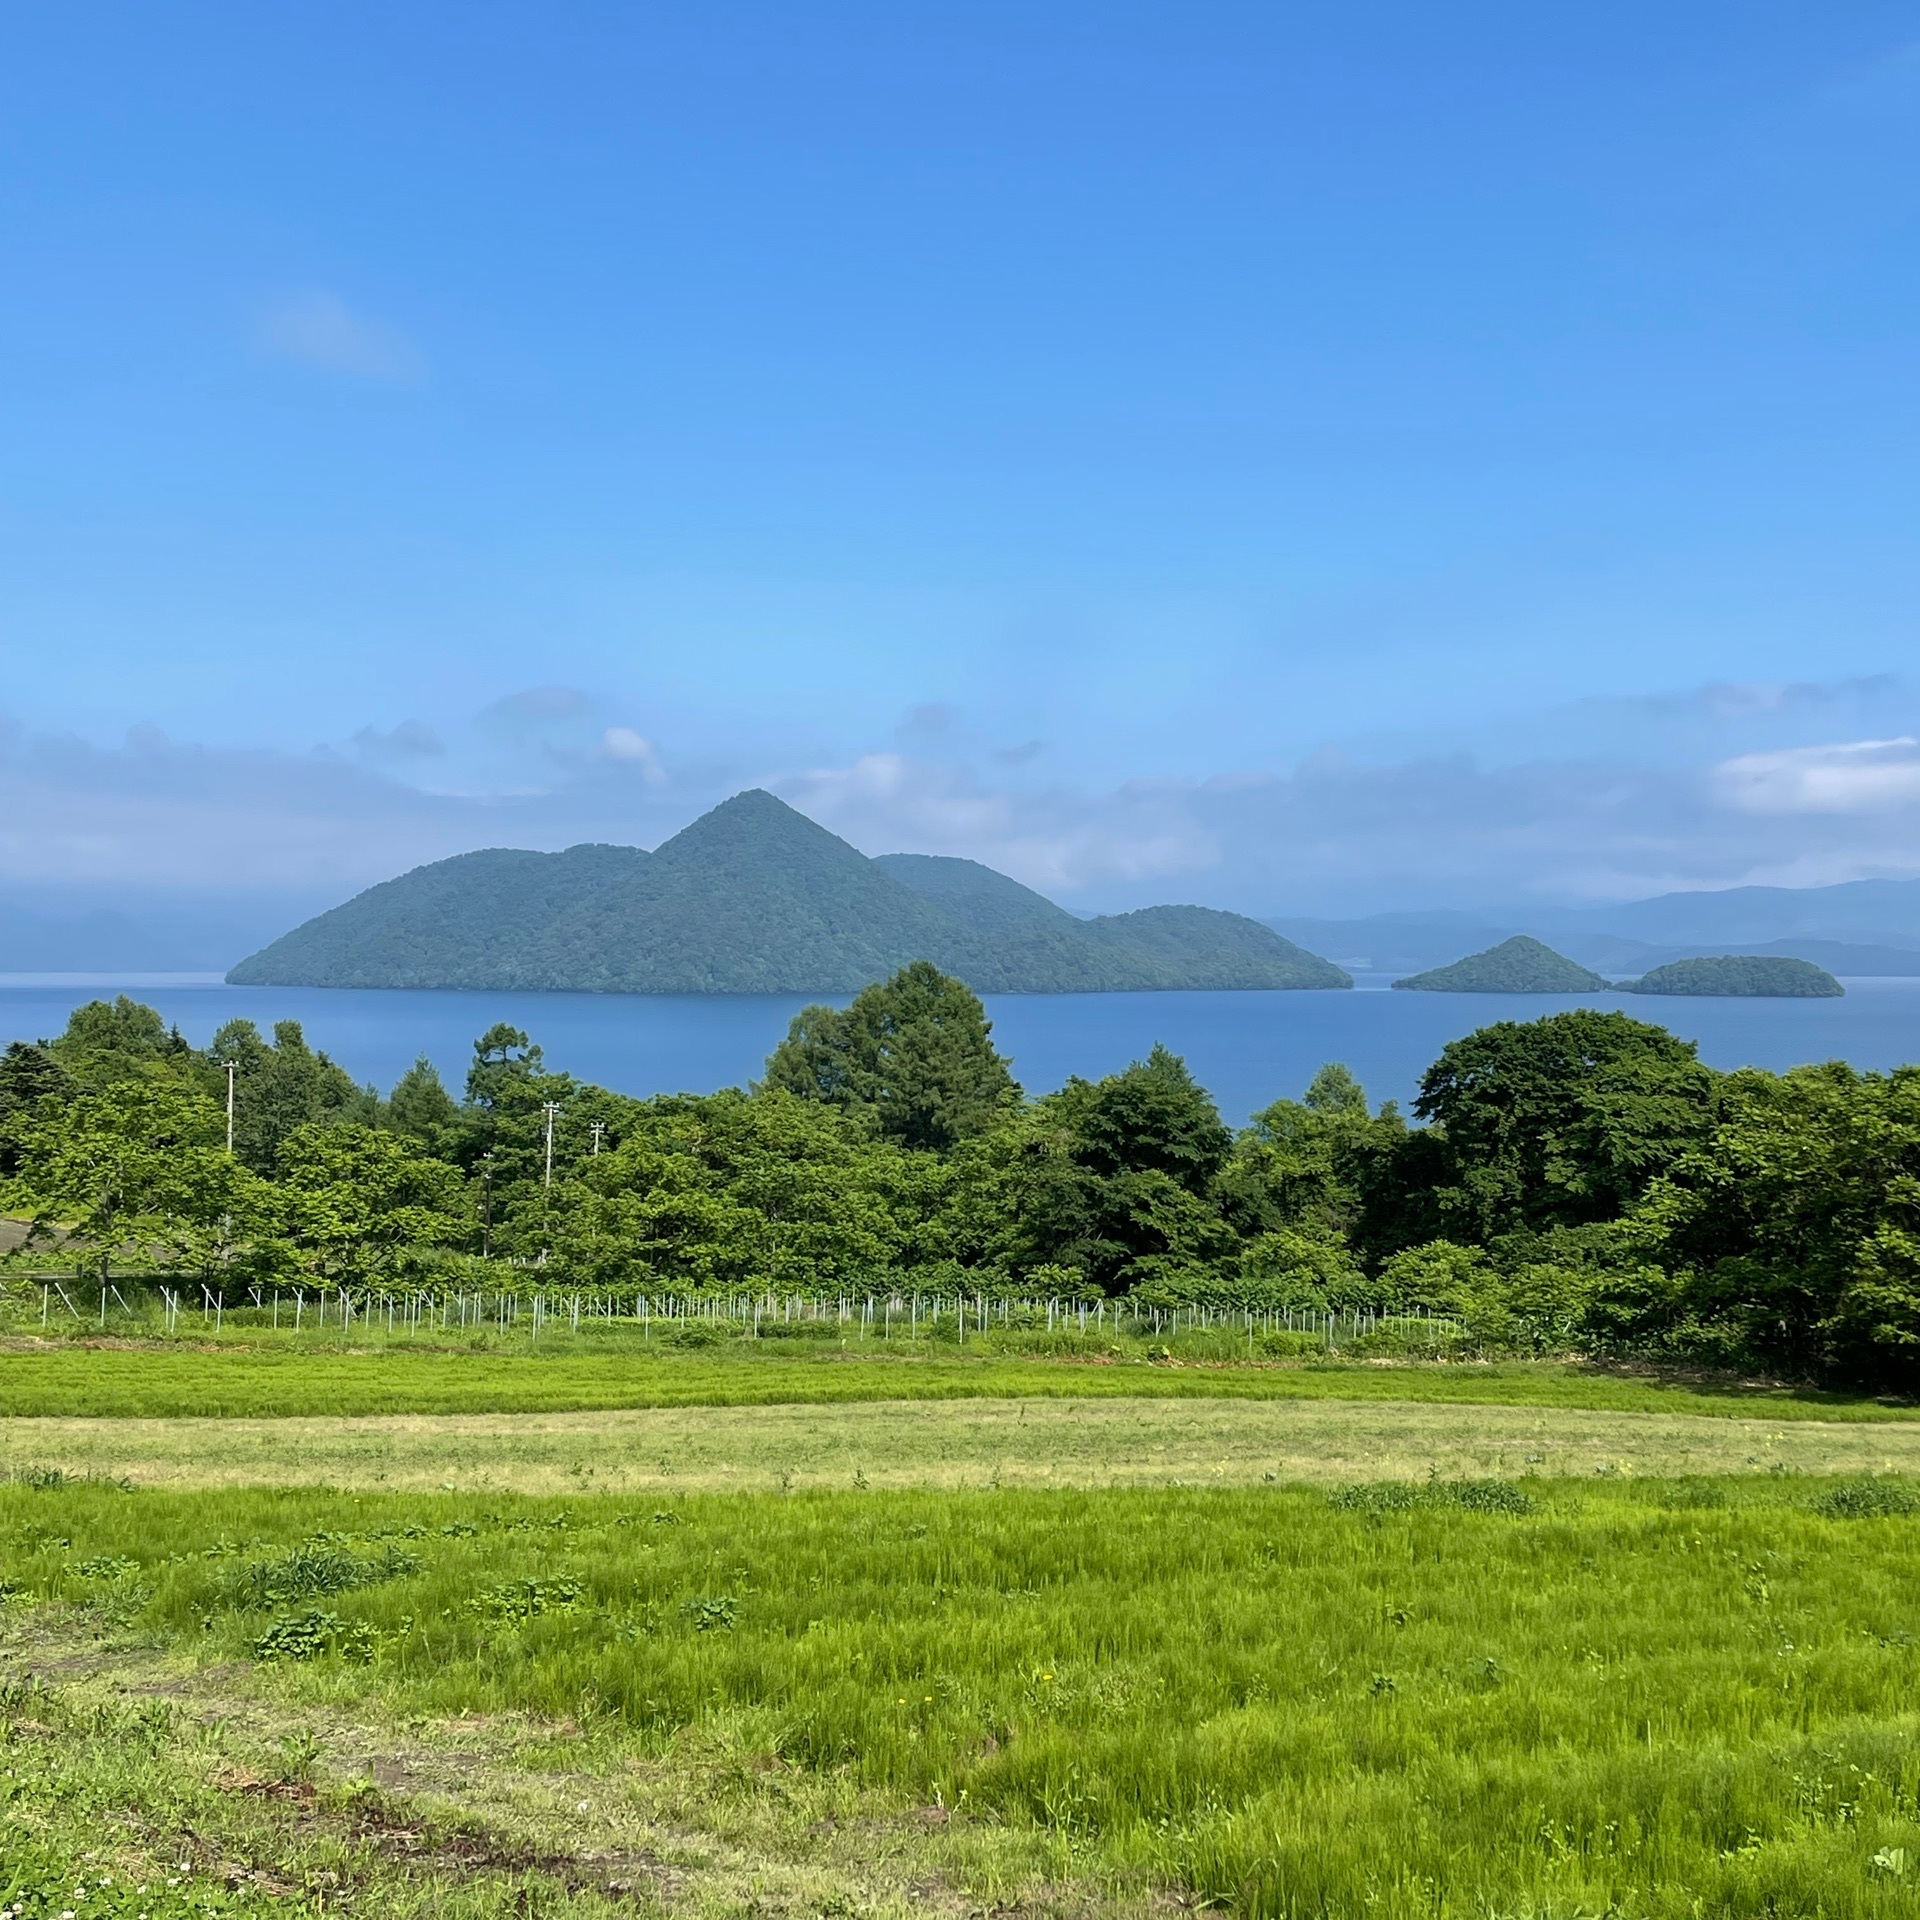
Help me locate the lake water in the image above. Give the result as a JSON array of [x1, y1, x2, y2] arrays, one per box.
[[6, 973, 1920, 1122]]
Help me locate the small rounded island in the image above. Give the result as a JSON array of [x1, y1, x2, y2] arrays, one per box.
[[1623, 955, 1844, 998]]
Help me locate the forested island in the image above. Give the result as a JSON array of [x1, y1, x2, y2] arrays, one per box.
[[1391, 935, 1606, 994], [2, 965, 1912, 1391], [229, 790, 1350, 994], [1625, 955, 1845, 997]]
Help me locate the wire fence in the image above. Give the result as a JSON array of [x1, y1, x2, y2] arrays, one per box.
[[11, 1279, 1461, 1348]]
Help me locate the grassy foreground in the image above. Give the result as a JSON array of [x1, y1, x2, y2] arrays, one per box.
[[6, 1394, 1920, 1494], [3, 1477, 1920, 1917], [1, 1329, 1909, 1422]]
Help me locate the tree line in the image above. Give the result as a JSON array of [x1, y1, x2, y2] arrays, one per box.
[[0, 960, 1913, 1390]]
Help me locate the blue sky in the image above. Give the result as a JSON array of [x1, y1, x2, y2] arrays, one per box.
[[6, 1, 1920, 918]]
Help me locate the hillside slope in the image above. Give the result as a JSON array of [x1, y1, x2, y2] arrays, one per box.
[[231, 793, 1350, 995]]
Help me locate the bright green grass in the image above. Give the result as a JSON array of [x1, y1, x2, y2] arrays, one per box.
[[6, 1477, 1920, 1917], [0, 1332, 1906, 1421]]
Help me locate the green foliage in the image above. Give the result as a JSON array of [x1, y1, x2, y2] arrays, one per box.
[[204, 1017, 375, 1169], [250, 1606, 376, 1662], [386, 1053, 456, 1144], [1376, 1238, 1490, 1309], [1216, 1062, 1411, 1267], [763, 961, 1019, 1149], [1628, 954, 1845, 997], [7, 989, 1920, 1392], [228, 1538, 421, 1607], [1061, 1043, 1230, 1192], [0, 1042, 70, 1176], [274, 1122, 465, 1284], [1413, 1009, 1716, 1242], [1237, 1224, 1368, 1311], [466, 1576, 582, 1620], [4, 1078, 271, 1282], [1611, 1061, 1920, 1387], [961, 1047, 1239, 1293], [47, 994, 190, 1082], [1392, 934, 1607, 993]]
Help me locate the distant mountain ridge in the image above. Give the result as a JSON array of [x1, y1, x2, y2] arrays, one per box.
[[1272, 878, 1920, 978], [228, 791, 1352, 995]]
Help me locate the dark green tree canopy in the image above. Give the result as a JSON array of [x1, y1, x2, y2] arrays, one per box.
[[204, 1017, 374, 1171], [7, 988, 1919, 1390], [466, 1024, 545, 1109], [1058, 1043, 1230, 1193], [762, 961, 1020, 1152], [388, 1055, 457, 1145], [1415, 1009, 1715, 1242], [1218, 1062, 1410, 1261], [1627, 954, 1843, 998], [49, 996, 190, 1083]]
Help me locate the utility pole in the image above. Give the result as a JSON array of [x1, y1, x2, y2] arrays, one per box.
[[225, 1060, 236, 1155], [589, 1121, 605, 1157], [542, 1102, 561, 1190]]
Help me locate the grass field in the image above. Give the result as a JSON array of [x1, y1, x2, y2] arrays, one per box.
[[1, 1327, 1910, 1422], [5, 1332, 1918, 1916], [4, 1476, 1920, 1917], [5, 1394, 1920, 1494]]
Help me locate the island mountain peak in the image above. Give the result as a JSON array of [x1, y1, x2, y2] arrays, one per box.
[[229, 791, 1350, 995], [1392, 934, 1606, 994]]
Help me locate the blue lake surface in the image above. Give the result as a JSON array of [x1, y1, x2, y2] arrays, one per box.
[[6, 974, 1920, 1122]]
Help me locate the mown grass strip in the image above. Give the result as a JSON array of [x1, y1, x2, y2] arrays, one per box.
[[0, 1339, 1907, 1422], [6, 1395, 1920, 1495]]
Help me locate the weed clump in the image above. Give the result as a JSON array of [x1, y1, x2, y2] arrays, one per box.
[[228, 1538, 420, 1609], [252, 1608, 377, 1663], [466, 1577, 582, 1621], [1810, 1478, 1920, 1518], [681, 1593, 738, 1632], [1329, 1478, 1536, 1516], [71, 1554, 139, 1580]]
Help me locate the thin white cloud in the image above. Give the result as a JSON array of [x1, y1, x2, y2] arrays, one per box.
[[777, 753, 1219, 893], [599, 727, 666, 783], [11, 701, 1920, 920], [255, 290, 427, 382], [1713, 738, 1920, 815]]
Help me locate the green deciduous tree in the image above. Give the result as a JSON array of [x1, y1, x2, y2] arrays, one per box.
[[1612, 1061, 1920, 1388], [762, 962, 1020, 1151], [4, 1078, 272, 1284], [275, 1121, 464, 1286], [555, 1090, 925, 1291], [1414, 1010, 1716, 1245], [1217, 1062, 1411, 1265], [48, 996, 191, 1086], [953, 1047, 1237, 1294]]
